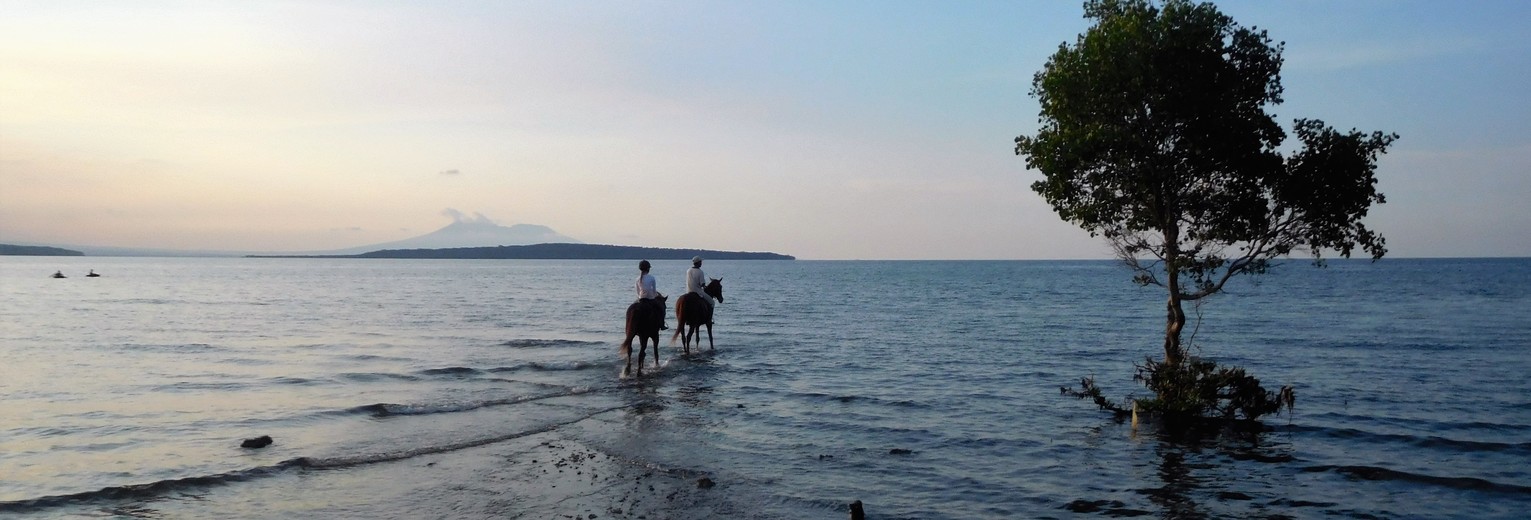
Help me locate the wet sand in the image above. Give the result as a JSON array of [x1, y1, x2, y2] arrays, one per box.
[[448, 430, 727, 519], [51, 415, 756, 519]]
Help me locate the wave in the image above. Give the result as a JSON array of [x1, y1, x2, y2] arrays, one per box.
[[337, 361, 608, 385], [116, 298, 177, 305], [267, 376, 319, 386], [118, 342, 220, 353], [1062, 499, 1153, 516], [1278, 424, 1531, 455], [0, 459, 309, 513], [1224, 450, 1296, 463], [791, 391, 931, 409], [730, 384, 931, 410], [1305, 410, 1531, 435], [0, 404, 628, 513], [420, 361, 607, 377], [419, 366, 481, 376], [342, 353, 415, 362], [1303, 465, 1531, 495], [150, 381, 251, 392], [499, 339, 604, 349], [486, 360, 606, 373], [343, 387, 599, 417], [337, 372, 421, 382]]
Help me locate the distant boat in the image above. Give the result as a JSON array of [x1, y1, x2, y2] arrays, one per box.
[[87, 270, 101, 277], [52, 271, 66, 278]]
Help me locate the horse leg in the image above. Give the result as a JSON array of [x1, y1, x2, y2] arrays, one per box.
[[622, 306, 638, 377], [621, 334, 633, 377], [705, 323, 714, 351], [651, 334, 661, 369], [637, 336, 648, 377]]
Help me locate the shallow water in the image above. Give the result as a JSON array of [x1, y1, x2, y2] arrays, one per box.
[[2, 257, 1529, 518]]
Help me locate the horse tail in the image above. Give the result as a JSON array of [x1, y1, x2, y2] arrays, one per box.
[[670, 296, 684, 345], [621, 303, 635, 358]]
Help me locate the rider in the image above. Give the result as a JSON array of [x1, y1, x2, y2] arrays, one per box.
[[635, 260, 667, 330], [685, 256, 715, 315]]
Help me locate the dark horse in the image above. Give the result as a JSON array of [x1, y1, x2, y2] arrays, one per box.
[[671, 278, 723, 354], [621, 294, 667, 377]]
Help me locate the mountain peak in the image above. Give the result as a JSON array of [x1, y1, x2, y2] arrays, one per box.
[[327, 217, 581, 255], [444, 221, 555, 234]]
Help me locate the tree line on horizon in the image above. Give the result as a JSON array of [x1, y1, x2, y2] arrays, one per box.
[[0, 244, 84, 256]]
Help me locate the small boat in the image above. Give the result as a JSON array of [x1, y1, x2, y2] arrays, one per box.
[[86, 270, 101, 277], [52, 271, 66, 278]]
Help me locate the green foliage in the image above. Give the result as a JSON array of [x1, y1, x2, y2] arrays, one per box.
[[1015, 0, 1396, 301], [1020, 0, 1286, 250], [1061, 358, 1295, 423], [1133, 356, 1294, 421]]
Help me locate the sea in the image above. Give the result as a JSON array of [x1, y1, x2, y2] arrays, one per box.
[[1, 256, 1528, 519]]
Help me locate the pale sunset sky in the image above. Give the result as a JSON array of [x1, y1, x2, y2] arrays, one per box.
[[2, 1, 1528, 259]]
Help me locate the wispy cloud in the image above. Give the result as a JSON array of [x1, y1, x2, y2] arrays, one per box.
[[440, 208, 496, 225], [1286, 37, 1487, 72], [439, 169, 460, 176]]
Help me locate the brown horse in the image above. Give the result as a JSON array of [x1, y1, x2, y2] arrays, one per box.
[[621, 294, 667, 377], [671, 278, 723, 354]]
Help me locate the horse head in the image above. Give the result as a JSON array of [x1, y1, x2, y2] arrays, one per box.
[[705, 277, 723, 303]]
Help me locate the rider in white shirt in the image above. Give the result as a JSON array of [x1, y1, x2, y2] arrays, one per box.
[[635, 260, 666, 329], [686, 256, 714, 311]]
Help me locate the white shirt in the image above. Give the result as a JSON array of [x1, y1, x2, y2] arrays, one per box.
[[636, 272, 659, 299], [686, 266, 713, 302]]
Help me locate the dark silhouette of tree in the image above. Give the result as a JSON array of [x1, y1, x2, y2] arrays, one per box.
[[1016, 0, 1396, 420]]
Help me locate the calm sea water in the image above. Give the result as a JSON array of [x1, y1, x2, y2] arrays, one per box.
[[2, 257, 1529, 518]]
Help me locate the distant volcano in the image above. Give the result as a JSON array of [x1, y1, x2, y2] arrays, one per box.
[[326, 219, 582, 255]]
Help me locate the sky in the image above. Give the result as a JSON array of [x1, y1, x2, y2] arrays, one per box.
[[2, 1, 1528, 260]]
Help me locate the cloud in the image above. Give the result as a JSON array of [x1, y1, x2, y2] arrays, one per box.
[[1287, 37, 1487, 72], [440, 208, 497, 225], [439, 169, 460, 175]]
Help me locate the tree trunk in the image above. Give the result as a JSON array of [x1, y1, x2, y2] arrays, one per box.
[[1164, 291, 1185, 366], [1163, 244, 1186, 367]]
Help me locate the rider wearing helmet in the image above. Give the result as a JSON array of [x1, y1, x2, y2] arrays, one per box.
[[635, 260, 667, 330], [685, 256, 714, 313]]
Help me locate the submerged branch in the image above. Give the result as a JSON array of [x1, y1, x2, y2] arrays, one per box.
[[1061, 377, 1131, 417]]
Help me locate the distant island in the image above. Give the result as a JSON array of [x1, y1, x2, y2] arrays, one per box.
[[0, 244, 85, 256], [249, 243, 795, 260]]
